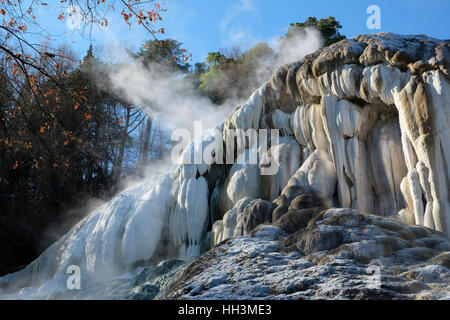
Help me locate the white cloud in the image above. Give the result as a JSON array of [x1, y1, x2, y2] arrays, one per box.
[[219, 0, 256, 31], [219, 0, 258, 47]]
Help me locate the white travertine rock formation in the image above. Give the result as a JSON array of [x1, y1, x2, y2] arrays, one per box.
[[219, 150, 261, 214], [2, 33, 449, 296], [212, 33, 450, 244], [282, 149, 337, 208], [260, 136, 302, 201]]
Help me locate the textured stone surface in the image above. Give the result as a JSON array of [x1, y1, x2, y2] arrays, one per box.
[[221, 32, 450, 235], [234, 199, 274, 237], [161, 209, 450, 300]]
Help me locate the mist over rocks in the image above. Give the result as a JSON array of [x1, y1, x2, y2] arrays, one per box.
[[1, 32, 450, 300]]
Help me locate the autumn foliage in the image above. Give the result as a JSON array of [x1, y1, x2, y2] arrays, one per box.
[[0, 0, 177, 275]]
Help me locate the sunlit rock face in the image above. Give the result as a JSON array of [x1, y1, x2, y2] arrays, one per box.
[[291, 33, 450, 235], [1, 33, 449, 298], [215, 32, 450, 242]]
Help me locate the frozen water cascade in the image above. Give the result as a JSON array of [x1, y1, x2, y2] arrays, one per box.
[[0, 129, 222, 298], [0, 163, 210, 298], [1, 33, 450, 299]]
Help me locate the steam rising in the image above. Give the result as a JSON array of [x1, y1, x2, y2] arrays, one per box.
[[109, 59, 234, 133], [108, 27, 322, 134], [274, 27, 322, 67]]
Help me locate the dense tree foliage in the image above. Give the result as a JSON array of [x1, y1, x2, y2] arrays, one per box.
[[0, 48, 124, 273], [286, 16, 346, 47], [0, 43, 177, 275], [197, 43, 275, 104], [134, 39, 191, 72]]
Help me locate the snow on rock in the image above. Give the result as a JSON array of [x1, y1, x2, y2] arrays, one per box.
[[234, 199, 274, 237], [279, 150, 337, 209], [160, 208, 450, 300], [211, 197, 274, 246], [219, 197, 255, 243], [260, 109, 293, 136], [368, 118, 407, 217], [1, 173, 173, 292], [197, 32, 450, 241]]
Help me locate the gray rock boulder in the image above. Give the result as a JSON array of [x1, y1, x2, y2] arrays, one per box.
[[160, 208, 450, 300]]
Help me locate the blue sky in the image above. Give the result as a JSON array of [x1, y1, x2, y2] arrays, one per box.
[[36, 0, 450, 64]]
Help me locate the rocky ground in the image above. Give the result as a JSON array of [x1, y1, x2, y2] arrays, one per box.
[[160, 208, 450, 300]]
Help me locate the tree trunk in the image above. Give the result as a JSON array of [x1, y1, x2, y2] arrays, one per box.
[[113, 106, 131, 183], [139, 116, 153, 178]]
